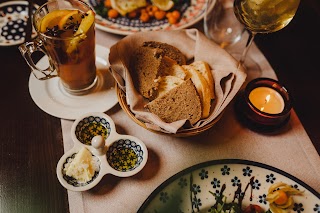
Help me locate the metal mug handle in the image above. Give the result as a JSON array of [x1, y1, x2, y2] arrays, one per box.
[[19, 37, 58, 80]]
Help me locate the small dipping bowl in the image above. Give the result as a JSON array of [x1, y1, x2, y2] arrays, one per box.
[[235, 78, 292, 132], [56, 112, 148, 191]]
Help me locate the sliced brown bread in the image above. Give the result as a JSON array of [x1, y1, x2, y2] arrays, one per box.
[[143, 41, 187, 65], [131, 46, 166, 99], [132, 46, 186, 100], [182, 65, 211, 119], [161, 56, 187, 79], [156, 76, 185, 99], [146, 79, 202, 125]]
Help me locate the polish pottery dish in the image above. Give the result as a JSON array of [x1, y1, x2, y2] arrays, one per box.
[[87, 0, 207, 35], [56, 112, 148, 191], [0, 1, 38, 46]]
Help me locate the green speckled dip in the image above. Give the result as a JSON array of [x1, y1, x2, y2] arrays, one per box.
[[75, 116, 111, 145], [107, 139, 144, 172]]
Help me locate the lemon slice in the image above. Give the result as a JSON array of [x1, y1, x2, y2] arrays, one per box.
[[151, 0, 174, 11], [66, 10, 95, 54], [40, 10, 75, 33], [110, 0, 147, 16]]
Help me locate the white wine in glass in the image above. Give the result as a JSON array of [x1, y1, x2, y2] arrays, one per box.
[[233, 0, 300, 69]]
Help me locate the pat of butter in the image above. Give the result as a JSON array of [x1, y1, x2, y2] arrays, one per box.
[[65, 147, 95, 183]]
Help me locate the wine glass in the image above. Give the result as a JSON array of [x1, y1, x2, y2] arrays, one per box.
[[204, 0, 245, 48], [204, 0, 263, 82], [233, 0, 300, 72]]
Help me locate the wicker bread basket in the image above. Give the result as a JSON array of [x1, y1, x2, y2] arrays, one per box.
[[116, 84, 223, 137]]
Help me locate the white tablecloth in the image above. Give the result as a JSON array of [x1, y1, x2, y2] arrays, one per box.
[[60, 29, 320, 213]]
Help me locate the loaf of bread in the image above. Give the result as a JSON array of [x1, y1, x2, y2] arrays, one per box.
[[146, 79, 202, 125]]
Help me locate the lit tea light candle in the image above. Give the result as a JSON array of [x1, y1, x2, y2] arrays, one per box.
[[235, 78, 292, 132], [249, 87, 285, 114]]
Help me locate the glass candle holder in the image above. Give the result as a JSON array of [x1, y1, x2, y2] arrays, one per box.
[[235, 78, 292, 132]]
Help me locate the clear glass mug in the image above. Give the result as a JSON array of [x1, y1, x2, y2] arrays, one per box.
[[19, 0, 96, 95]]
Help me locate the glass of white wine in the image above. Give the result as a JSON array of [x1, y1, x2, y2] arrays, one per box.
[[233, 0, 300, 72]]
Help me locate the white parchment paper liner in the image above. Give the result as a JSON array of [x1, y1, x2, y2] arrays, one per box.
[[109, 28, 246, 133]]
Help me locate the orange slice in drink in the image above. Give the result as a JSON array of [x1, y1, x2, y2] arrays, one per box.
[[74, 10, 95, 36], [39, 10, 75, 33], [58, 10, 82, 30], [66, 10, 95, 54]]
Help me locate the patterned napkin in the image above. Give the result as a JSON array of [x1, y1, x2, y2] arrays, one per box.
[[109, 29, 246, 133]]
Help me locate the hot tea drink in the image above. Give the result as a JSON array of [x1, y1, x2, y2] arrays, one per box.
[[20, 0, 97, 95], [40, 9, 96, 92]]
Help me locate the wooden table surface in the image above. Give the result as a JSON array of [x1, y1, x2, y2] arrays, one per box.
[[0, 0, 319, 212]]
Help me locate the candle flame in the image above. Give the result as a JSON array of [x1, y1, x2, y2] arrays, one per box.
[[265, 94, 271, 103], [260, 95, 271, 112]]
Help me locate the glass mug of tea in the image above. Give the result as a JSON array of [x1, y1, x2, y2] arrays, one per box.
[[19, 0, 96, 95]]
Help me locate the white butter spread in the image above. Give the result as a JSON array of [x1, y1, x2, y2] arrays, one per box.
[[64, 147, 97, 183]]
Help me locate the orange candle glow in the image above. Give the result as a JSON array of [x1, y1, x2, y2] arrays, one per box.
[[249, 87, 285, 114]]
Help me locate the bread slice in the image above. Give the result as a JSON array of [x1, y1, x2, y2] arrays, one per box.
[[156, 76, 185, 98], [146, 79, 202, 125], [131, 46, 167, 99], [160, 56, 186, 80], [143, 41, 187, 65], [169, 64, 187, 80], [189, 61, 215, 100], [182, 65, 211, 119]]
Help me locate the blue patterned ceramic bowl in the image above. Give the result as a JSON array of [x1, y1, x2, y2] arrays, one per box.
[[71, 112, 115, 146], [57, 112, 148, 191], [105, 135, 148, 177]]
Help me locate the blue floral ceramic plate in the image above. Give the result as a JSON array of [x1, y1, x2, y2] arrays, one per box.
[[87, 0, 206, 35], [138, 159, 320, 213], [0, 1, 38, 46]]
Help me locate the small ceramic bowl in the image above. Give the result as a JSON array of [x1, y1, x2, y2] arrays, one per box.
[[71, 113, 115, 146], [56, 112, 148, 191]]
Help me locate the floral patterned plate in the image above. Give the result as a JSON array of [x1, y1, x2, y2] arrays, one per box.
[[87, 0, 206, 35], [0, 1, 38, 46], [138, 159, 320, 213]]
